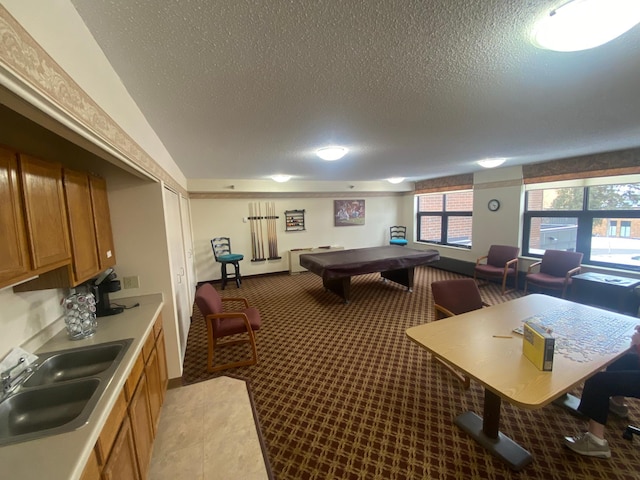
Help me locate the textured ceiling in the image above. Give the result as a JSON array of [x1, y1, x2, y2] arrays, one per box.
[[70, 0, 640, 182]]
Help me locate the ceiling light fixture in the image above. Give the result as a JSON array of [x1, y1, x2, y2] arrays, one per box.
[[532, 0, 640, 52], [477, 158, 506, 169], [387, 177, 405, 184], [316, 146, 348, 161], [271, 174, 291, 183]]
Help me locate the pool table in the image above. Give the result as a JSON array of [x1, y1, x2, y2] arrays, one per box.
[[299, 246, 440, 303]]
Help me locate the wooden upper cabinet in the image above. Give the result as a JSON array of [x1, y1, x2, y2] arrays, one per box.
[[63, 169, 100, 284], [18, 154, 71, 272], [0, 147, 31, 287], [89, 174, 116, 270]]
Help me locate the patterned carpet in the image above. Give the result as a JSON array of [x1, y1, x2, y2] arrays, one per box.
[[182, 267, 640, 479]]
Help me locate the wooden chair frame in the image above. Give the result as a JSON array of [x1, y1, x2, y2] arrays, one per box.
[[203, 297, 258, 373], [474, 256, 519, 295], [432, 296, 489, 390], [524, 261, 581, 299]]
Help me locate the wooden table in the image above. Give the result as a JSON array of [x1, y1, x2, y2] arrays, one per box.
[[406, 294, 639, 470], [299, 246, 439, 303]]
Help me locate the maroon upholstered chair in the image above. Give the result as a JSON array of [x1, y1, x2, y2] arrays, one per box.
[[194, 282, 262, 373], [473, 245, 520, 295], [524, 249, 583, 299], [430, 278, 490, 389]]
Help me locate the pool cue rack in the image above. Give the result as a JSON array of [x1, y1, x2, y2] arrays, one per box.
[[248, 201, 281, 261]]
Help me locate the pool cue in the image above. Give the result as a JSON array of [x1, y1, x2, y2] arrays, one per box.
[[270, 201, 278, 258], [266, 202, 272, 258], [248, 203, 257, 260], [258, 202, 265, 260], [268, 202, 276, 258]]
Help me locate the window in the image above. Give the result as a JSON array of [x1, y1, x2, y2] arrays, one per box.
[[416, 190, 472, 248], [523, 182, 640, 271]]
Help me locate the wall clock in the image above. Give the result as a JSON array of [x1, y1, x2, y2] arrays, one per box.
[[488, 199, 500, 212]]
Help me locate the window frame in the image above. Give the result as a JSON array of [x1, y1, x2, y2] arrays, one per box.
[[415, 191, 473, 249], [523, 185, 640, 272]]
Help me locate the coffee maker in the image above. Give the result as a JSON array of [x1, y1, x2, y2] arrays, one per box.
[[92, 268, 124, 317]]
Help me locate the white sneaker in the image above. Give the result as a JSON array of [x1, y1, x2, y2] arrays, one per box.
[[609, 398, 629, 419], [563, 432, 611, 459]]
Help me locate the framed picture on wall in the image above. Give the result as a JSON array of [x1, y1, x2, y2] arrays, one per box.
[[334, 199, 365, 226]]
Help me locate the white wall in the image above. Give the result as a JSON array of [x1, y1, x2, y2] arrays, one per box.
[[1, 0, 186, 188], [0, 287, 66, 359], [399, 165, 529, 271], [191, 195, 402, 282], [104, 174, 185, 379]]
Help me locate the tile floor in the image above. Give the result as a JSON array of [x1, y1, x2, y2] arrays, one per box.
[[149, 376, 270, 480]]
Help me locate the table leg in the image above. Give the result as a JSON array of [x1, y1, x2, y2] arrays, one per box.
[[454, 389, 532, 471], [322, 276, 351, 303], [380, 267, 414, 292], [552, 393, 587, 418]]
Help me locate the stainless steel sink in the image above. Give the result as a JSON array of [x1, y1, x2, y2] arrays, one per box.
[[0, 338, 132, 446], [23, 339, 131, 387], [0, 378, 100, 445]]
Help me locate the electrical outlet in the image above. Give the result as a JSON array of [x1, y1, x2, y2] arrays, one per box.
[[123, 276, 140, 289]]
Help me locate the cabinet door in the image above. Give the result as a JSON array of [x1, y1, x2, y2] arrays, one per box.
[[0, 147, 31, 287], [156, 329, 169, 398], [145, 346, 163, 434], [129, 372, 154, 480], [80, 447, 101, 480], [89, 174, 116, 269], [102, 415, 141, 480], [19, 154, 71, 270], [63, 169, 100, 284]]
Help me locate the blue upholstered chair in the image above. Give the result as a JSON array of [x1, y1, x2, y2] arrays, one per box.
[[211, 237, 243, 289], [389, 226, 408, 246]]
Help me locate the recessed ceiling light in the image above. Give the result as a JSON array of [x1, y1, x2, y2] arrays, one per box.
[[271, 174, 291, 183], [532, 0, 640, 52], [477, 158, 506, 168], [316, 146, 348, 161], [387, 177, 405, 184]]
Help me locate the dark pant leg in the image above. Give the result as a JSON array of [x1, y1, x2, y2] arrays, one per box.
[[578, 353, 640, 425]]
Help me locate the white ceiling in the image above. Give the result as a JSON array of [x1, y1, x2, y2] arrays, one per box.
[[70, 0, 640, 182]]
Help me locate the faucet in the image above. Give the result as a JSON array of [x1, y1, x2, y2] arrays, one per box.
[[1, 357, 36, 399]]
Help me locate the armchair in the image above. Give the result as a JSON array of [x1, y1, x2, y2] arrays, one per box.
[[194, 282, 262, 373], [473, 245, 520, 295], [430, 278, 490, 388], [524, 249, 583, 298]]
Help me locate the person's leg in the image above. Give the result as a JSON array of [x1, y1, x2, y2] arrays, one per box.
[[605, 353, 640, 416], [588, 419, 605, 439], [564, 367, 640, 458], [578, 369, 640, 425]]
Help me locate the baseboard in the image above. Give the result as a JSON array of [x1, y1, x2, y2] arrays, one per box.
[[430, 257, 476, 277]]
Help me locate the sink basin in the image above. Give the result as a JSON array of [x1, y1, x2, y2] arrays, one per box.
[[23, 338, 132, 387], [0, 378, 100, 446], [0, 338, 133, 446]]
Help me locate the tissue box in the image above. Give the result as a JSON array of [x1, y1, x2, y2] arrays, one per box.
[[522, 321, 555, 371]]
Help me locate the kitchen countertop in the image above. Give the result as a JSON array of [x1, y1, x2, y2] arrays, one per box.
[[0, 293, 164, 480]]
